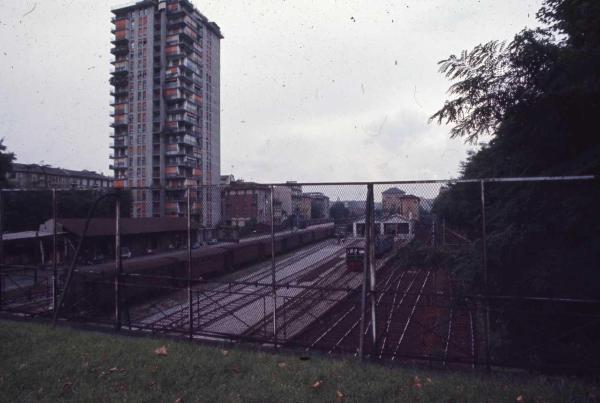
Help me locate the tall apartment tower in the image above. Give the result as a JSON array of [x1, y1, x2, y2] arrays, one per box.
[[110, 0, 222, 227]]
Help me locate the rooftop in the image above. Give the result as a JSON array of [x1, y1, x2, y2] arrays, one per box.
[[11, 163, 113, 180]]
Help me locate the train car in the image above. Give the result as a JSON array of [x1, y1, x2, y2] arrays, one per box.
[[284, 232, 302, 251], [346, 246, 365, 272], [221, 240, 264, 270], [300, 230, 315, 245]]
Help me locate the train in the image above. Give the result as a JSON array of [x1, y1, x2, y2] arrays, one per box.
[[64, 224, 335, 315], [345, 236, 394, 272]]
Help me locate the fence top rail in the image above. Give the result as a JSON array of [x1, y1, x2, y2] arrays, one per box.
[[0, 175, 595, 192]]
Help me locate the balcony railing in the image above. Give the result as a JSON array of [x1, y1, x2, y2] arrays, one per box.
[[110, 62, 128, 75], [110, 44, 129, 55], [164, 88, 185, 101]]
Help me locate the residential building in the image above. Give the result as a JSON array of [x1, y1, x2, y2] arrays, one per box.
[[273, 186, 292, 224], [304, 192, 330, 219], [286, 181, 302, 217], [221, 182, 271, 228], [6, 163, 113, 189], [299, 194, 312, 220], [382, 187, 420, 220], [110, 0, 222, 226]]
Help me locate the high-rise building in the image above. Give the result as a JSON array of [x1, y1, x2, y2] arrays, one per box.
[[110, 0, 222, 227]]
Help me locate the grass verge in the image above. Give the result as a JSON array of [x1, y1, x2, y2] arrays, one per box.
[[0, 320, 598, 402]]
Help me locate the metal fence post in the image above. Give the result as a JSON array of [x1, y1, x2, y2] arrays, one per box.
[[52, 189, 58, 312], [187, 187, 193, 340], [480, 180, 491, 371], [270, 185, 277, 346], [0, 190, 3, 309], [114, 195, 122, 331], [367, 184, 377, 350], [359, 184, 375, 358]]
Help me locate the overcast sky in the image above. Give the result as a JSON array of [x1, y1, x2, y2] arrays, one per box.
[[0, 0, 543, 183]]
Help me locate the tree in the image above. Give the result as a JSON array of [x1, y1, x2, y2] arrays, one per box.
[[0, 139, 15, 188], [431, 0, 600, 369]]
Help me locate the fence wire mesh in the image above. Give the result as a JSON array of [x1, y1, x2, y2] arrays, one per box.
[[0, 176, 598, 372]]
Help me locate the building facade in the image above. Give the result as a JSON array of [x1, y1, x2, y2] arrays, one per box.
[[304, 192, 330, 219], [110, 0, 222, 226], [382, 187, 420, 220], [7, 163, 113, 189], [221, 182, 271, 228]]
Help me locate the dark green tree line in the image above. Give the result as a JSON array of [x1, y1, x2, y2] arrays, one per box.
[[431, 0, 600, 370]]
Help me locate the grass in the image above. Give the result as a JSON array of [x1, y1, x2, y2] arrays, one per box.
[[0, 320, 598, 402]]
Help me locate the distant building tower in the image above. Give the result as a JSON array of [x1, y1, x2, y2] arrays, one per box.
[[110, 0, 223, 227]]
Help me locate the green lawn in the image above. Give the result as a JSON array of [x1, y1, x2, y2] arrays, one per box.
[[0, 320, 597, 402]]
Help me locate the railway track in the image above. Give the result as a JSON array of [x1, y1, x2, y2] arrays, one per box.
[[290, 263, 479, 365], [132, 238, 354, 333]]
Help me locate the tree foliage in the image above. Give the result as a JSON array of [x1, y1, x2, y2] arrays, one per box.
[[431, 0, 600, 370], [0, 139, 16, 188]]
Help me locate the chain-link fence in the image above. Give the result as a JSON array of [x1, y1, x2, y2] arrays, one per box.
[[0, 176, 598, 372]]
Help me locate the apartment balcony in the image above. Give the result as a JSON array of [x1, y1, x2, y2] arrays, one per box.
[[167, 99, 197, 114], [167, 15, 194, 29], [110, 104, 128, 117], [178, 134, 198, 146], [167, 113, 197, 126], [163, 88, 188, 101], [166, 1, 186, 16], [166, 45, 185, 59], [164, 79, 194, 93], [110, 87, 128, 97], [110, 44, 129, 56], [111, 115, 128, 127], [111, 139, 127, 149], [110, 61, 128, 75], [165, 167, 191, 179], [167, 158, 196, 168], [110, 75, 128, 87], [111, 30, 128, 44], [165, 144, 187, 156], [180, 58, 199, 74], [169, 26, 197, 42]]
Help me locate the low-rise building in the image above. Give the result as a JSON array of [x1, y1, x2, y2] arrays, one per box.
[[299, 194, 312, 221], [221, 181, 271, 228], [352, 214, 415, 240], [382, 187, 420, 220], [6, 163, 113, 189], [304, 192, 330, 219]]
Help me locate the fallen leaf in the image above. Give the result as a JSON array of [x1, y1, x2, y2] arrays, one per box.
[[312, 380, 323, 389], [230, 365, 241, 374], [221, 349, 229, 356], [174, 398, 184, 403], [516, 396, 525, 402], [154, 346, 168, 356], [414, 383, 423, 389], [426, 377, 432, 384], [109, 367, 119, 372], [336, 390, 345, 401], [62, 382, 73, 392], [277, 362, 287, 368]]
